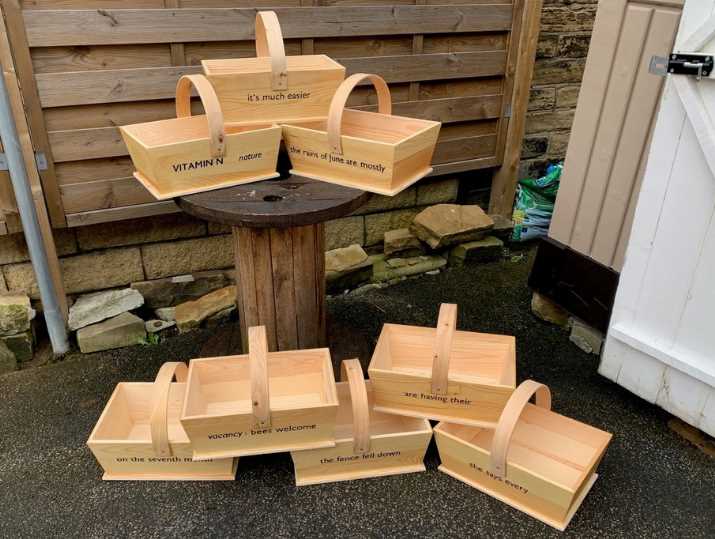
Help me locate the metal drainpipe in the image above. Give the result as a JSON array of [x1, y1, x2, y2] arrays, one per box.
[[0, 73, 68, 354]]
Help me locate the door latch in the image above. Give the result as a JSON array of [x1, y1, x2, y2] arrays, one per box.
[[650, 53, 713, 80]]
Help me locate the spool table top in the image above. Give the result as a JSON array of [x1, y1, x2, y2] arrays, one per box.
[[176, 175, 370, 228]]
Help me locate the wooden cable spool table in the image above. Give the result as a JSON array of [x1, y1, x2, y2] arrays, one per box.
[[177, 175, 369, 352]]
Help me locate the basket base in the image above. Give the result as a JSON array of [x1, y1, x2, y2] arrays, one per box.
[[192, 438, 336, 460], [288, 167, 433, 196], [372, 404, 498, 429], [438, 465, 598, 531], [101, 459, 238, 481], [134, 170, 280, 201], [295, 462, 426, 487]]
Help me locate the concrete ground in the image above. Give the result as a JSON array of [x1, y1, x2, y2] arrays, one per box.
[[1, 250, 713, 538]]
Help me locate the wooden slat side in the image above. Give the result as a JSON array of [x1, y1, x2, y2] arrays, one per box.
[[23, 6, 514, 47], [65, 199, 180, 227]]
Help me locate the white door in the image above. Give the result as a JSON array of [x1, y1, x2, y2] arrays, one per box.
[[600, 0, 715, 437]]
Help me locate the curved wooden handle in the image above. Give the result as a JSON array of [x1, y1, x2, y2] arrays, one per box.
[[341, 359, 370, 454], [175, 74, 225, 158], [255, 11, 288, 90], [327, 73, 392, 154], [489, 380, 552, 477], [149, 361, 189, 457], [249, 325, 271, 428], [431, 303, 457, 394]]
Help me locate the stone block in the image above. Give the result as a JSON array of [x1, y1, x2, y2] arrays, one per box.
[[531, 292, 569, 326], [0, 293, 33, 334], [0, 271, 7, 293], [528, 87, 556, 111], [131, 271, 231, 309], [522, 136, 549, 159], [325, 244, 368, 273], [536, 34, 559, 58], [449, 236, 504, 266], [76, 213, 206, 251], [205, 306, 236, 328], [325, 215, 364, 250], [416, 178, 459, 206], [0, 229, 77, 265], [384, 228, 424, 257], [540, 6, 597, 33], [525, 110, 576, 135], [569, 317, 604, 355], [68, 288, 144, 331], [532, 58, 586, 86], [141, 235, 233, 280], [174, 285, 236, 333], [145, 319, 175, 333], [365, 208, 421, 246], [352, 188, 417, 215], [2, 329, 33, 361], [411, 204, 494, 249], [548, 132, 571, 158], [77, 312, 146, 354], [155, 307, 176, 322], [326, 246, 373, 293], [0, 339, 16, 374], [3, 247, 144, 298], [556, 85, 580, 109], [558, 34, 592, 57], [518, 159, 551, 180], [373, 255, 446, 282]]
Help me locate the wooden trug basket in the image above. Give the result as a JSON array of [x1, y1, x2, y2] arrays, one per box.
[[202, 11, 345, 125], [87, 362, 238, 481], [434, 380, 612, 531], [291, 359, 432, 486], [282, 73, 441, 196], [120, 74, 281, 200], [180, 326, 339, 459], [367, 303, 516, 427]]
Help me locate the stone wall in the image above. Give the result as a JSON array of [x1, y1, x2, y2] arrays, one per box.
[[0, 2, 596, 300]]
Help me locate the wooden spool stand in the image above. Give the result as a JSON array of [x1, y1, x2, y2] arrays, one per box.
[[177, 174, 368, 352]]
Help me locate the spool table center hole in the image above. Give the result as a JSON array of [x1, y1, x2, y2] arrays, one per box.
[[263, 195, 283, 202]]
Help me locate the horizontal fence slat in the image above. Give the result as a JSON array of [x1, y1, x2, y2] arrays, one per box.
[[48, 95, 502, 162], [432, 134, 496, 164], [430, 155, 499, 175], [65, 200, 181, 228], [36, 52, 505, 107], [24, 6, 513, 47]]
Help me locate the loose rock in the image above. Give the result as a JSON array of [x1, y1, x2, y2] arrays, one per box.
[[174, 286, 236, 333], [326, 246, 374, 293], [131, 271, 231, 309], [145, 319, 175, 333], [411, 204, 494, 249], [569, 318, 604, 354], [383, 228, 423, 257], [489, 214, 515, 243], [449, 236, 504, 266], [2, 330, 33, 362], [373, 255, 447, 282], [325, 244, 368, 273], [77, 312, 147, 354], [68, 288, 144, 331], [155, 307, 176, 322], [0, 339, 16, 374], [531, 292, 569, 326], [0, 294, 34, 335]]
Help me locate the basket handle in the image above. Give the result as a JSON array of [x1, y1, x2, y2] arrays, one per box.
[[431, 303, 457, 394], [249, 325, 271, 428], [489, 380, 552, 478], [327, 73, 392, 154], [149, 361, 189, 457], [341, 359, 370, 454], [255, 11, 288, 91], [175, 74, 225, 158]]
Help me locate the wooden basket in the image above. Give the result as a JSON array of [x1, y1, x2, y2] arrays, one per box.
[[291, 359, 432, 486], [87, 362, 238, 481], [120, 74, 281, 200], [367, 303, 516, 427], [202, 11, 345, 125], [282, 73, 441, 196], [434, 380, 612, 531], [180, 326, 339, 459]]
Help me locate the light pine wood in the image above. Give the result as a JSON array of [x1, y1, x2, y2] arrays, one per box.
[[201, 11, 344, 125], [283, 73, 440, 196], [120, 74, 281, 200], [549, 0, 681, 270], [434, 380, 611, 531], [249, 326, 271, 428], [87, 362, 237, 481], [291, 360, 431, 486], [180, 340, 339, 459], [367, 304, 516, 427], [430, 303, 457, 394]]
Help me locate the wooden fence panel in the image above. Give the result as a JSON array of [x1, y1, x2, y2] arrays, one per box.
[[6, 0, 534, 227]]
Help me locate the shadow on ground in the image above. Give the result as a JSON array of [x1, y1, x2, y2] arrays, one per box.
[[1, 249, 713, 538]]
